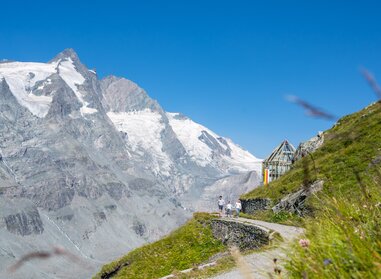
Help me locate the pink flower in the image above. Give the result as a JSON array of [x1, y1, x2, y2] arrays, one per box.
[[299, 239, 310, 248]]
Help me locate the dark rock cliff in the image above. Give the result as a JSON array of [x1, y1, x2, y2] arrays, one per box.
[[4, 208, 44, 236]]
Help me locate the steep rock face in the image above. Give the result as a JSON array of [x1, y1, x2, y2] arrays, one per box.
[[0, 199, 44, 250], [101, 76, 162, 113], [4, 208, 44, 236], [0, 49, 261, 278]]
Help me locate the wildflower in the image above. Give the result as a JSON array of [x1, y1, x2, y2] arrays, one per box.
[[360, 231, 366, 240], [299, 239, 310, 248], [323, 259, 332, 266]]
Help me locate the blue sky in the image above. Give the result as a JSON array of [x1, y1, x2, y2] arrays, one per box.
[[1, 0, 380, 158]]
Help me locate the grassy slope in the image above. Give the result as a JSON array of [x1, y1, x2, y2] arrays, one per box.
[[94, 213, 228, 279], [241, 102, 381, 278], [242, 102, 381, 211]]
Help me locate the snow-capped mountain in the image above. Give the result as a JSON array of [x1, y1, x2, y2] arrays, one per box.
[[101, 75, 261, 198], [0, 49, 261, 279], [166, 112, 261, 173]]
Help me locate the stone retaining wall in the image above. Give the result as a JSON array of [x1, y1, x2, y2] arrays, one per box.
[[211, 219, 270, 251], [241, 198, 271, 214]]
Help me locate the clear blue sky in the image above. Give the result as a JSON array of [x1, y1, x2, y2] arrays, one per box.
[[1, 0, 380, 158]]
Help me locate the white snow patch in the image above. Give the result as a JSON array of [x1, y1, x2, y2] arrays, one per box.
[[0, 58, 98, 117], [166, 113, 214, 167], [0, 62, 57, 117], [167, 112, 261, 172], [36, 78, 52, 90], [80, 106, 98, 115], [58, 58, 97, 116], [107, 109, 172, 175], [222, 138, 262, 173]]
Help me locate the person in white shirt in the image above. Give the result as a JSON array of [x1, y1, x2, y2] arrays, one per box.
[[235, 200, 242, 218], [218, 196, 225, 216], [226, 201, 232, 218]]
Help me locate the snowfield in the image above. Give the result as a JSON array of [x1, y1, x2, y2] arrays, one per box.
[[107, 109, 172, 175], [0, 58, 98, 118], [167, 112, 261, 173], [0, 61, 57, 117]]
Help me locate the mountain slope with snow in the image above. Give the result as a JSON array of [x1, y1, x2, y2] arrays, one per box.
[[0, 61, 57, 117], [0, 49, 262, 279], [167, 112, 261, 173], [101, 75, 262, 208], [107, 109, 172, 176]]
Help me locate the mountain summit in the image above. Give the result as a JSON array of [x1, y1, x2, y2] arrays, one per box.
[[0, 49, 261, 278], [50, 48, 81, 63]]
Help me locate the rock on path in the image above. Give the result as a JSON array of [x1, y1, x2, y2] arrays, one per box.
[[210, 217, 304, 279]]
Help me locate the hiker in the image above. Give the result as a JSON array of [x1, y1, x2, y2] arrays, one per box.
[[218, 196, 225, 216], [235, 200, 242, 218], [226, 201, 232, 218]]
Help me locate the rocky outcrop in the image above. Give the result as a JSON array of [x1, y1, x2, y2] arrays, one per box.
[[211, 219, 270, 251], [294, 132, 324, 161], [241, 198, 271, 214], [132, 219, 147, 237], [272, 180, 324, 215], [4, 208, 44, 236]]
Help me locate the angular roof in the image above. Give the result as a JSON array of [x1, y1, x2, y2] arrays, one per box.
[[263, 140, 296, 164]]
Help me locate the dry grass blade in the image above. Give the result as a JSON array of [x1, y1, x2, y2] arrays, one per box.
[[361, 68, 381, 100], [52, 246, 84, 263], [302, 156, 311, 189], [286, 95, 336, 120], [8, 251, 51, 273], [369, 155, 381, 186], [229, 246, 254, 279], [7, 246, 89, 273], [353, 168, 371, 201]]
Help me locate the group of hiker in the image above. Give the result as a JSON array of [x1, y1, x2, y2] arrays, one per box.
[[217, 196, 242, 218]]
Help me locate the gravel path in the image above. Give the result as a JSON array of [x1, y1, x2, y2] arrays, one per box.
[[210, 218, 304, 279]]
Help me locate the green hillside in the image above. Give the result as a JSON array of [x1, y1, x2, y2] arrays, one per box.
[[94, 213, 231, 279], [242, 101, 381, 278], [242, 101, 381, 217]]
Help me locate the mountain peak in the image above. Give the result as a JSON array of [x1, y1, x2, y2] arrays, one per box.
[[101, 76, 163, 113], [50, 48, 80, 63]]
